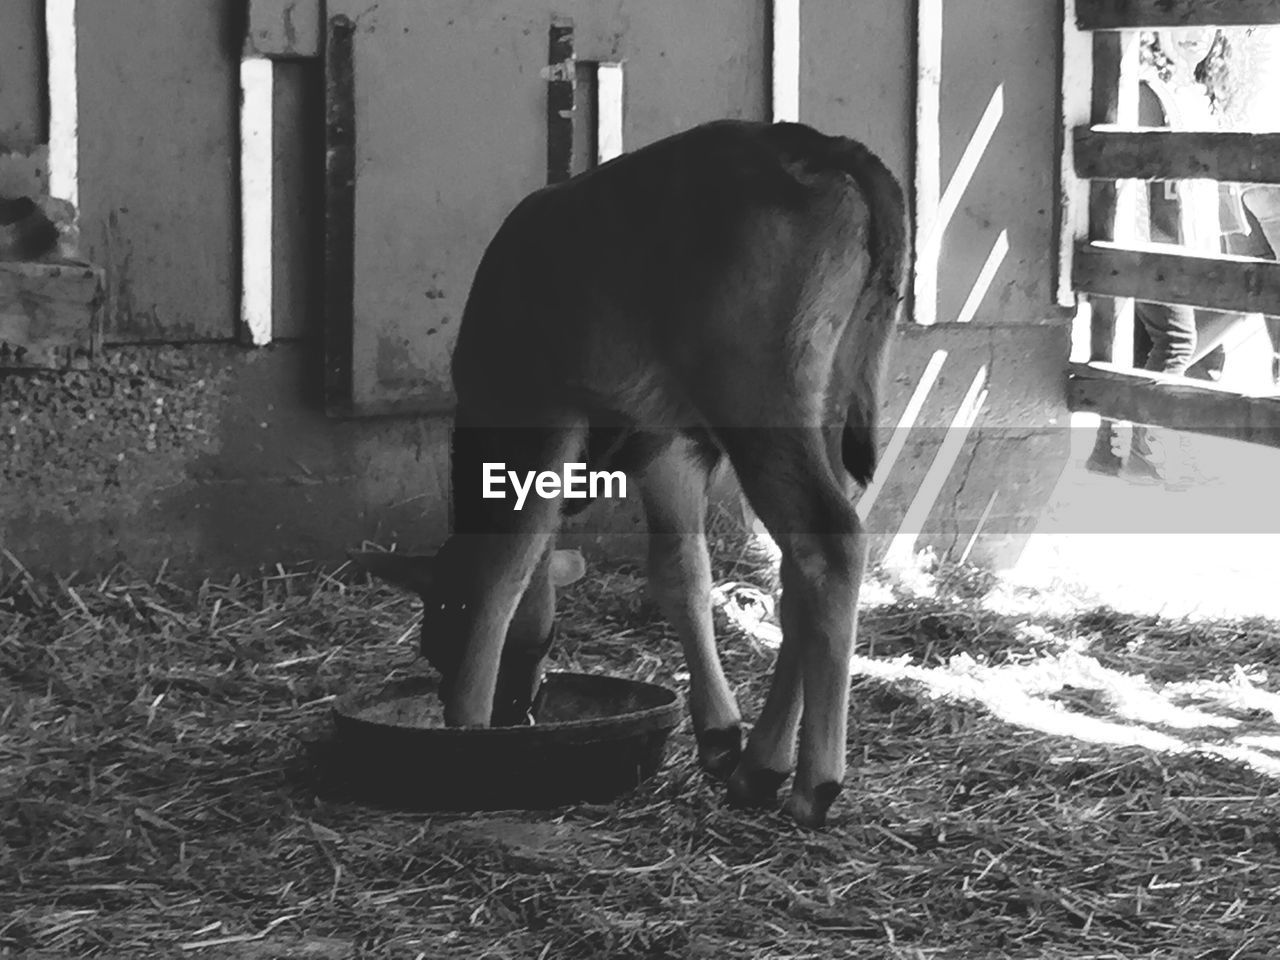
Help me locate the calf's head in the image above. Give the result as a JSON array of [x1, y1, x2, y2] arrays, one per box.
[[350, 545, 586, 725]]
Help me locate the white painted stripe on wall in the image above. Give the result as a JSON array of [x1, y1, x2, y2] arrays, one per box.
[[46, 0, 78, 209], [771, 0, 800, 123], [240, 57, 274, 346], [914, 0, 942, 325], [597, 62, 625, 163]]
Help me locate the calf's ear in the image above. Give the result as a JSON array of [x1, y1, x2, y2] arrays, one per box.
[[347, 551, 436, 595], [549, 549, 586, 587]]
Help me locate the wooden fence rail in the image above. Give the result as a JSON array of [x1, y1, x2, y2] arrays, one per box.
[[1075, 128, 1280, 184], [1077, 0, 1280, 30]]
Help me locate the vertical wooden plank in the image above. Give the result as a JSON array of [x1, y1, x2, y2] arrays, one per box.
[[572, 62, 597, 175], [44, 0, 76, 208], [239, 57, 274, 346], [770, 0, 800, 123], [324, 15, 356, 415], [1086, 39, 1123, 362], [0, 0, 45, 151], [75, 0, 241, 341], [1059, 0, 1092, 311], [914, 0, 942, 326], [547, 19, 576, 185], [1087, 35, 1122, 241], [272, 59, 324, 340], [1087, 31, 1138, 364], [596, 63, 626, 164]]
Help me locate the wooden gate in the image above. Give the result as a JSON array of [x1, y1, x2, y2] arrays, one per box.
[[1061, 0, 1280, 446]]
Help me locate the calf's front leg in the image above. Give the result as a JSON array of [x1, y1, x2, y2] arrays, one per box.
[[639, 443, 742, 777]]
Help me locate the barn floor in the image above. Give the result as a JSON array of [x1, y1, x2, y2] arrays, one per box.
[[4, 513, 1280, 960]]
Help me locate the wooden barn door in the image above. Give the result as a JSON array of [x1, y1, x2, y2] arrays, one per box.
[[322, 0, 768, 417], [1062, 0, 1280, 447]]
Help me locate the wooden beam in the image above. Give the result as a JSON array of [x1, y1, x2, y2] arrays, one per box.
[[0, 261, 104, 370], [247, 0, 322, 59], [915, 0, 942, 324], [1076, 128, 1280, 184], [1077, 0, 1280, 30], [1068, 360, 1280, 447], [1086, 32, 1138, 365], [323, 15, 357, 416], [1057, 0, 1092, 308], [1074, 240, 1280, 316], [546, 19, 575, 186]]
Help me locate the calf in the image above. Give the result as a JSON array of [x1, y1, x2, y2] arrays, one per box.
[[354, 119, 908, 827]]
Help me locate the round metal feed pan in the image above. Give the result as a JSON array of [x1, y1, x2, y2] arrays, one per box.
[[329, 672, 683, 810]]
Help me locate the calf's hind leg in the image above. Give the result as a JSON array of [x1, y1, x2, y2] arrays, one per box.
[[639, 440, 743, 777], [722, 431, 864, 828]]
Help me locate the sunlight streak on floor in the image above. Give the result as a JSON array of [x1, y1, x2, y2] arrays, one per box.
[[850, 649, 1280, 779], [710, 583, 1280, 780]]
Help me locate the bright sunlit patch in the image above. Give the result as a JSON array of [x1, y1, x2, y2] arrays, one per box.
[[710, 537, 1280, 780], [847, 646, 1280, 780], [857, 579, 900, 610], [711, 582, 781, 648], [1235, 734, 1280, 753], [1200, 743, 1280, 777], [877, 546, 940, 600], [746, 522, 781, 565], [1164, 667, 1280, 724]]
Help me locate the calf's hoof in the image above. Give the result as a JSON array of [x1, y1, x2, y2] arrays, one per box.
[[781, 780, 843, 829], [726, 764, 790, 810], [696, 726, 742, 780]]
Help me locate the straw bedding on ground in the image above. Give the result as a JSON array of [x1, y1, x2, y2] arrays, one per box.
[[3, 535, 1279, 959]]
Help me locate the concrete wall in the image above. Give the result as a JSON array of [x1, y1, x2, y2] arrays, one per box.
[[1, 344, 449, 575], [0, 0, 44, 152], [938, 0, 1064, 326], [0, 0, 47, 204], [76, 0, 243, 341], [0, 0, 1073, 581], [0, 321, 1068, 577]]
